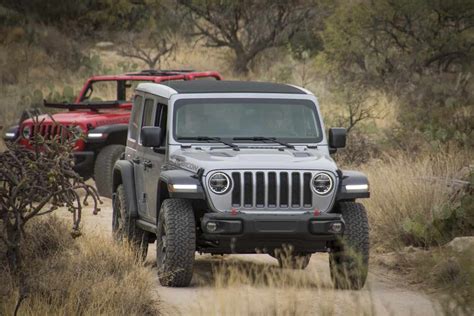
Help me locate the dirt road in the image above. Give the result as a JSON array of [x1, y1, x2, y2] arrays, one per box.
[[76, 198, 438, 316]]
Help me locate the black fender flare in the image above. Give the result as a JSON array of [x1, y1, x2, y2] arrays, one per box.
[[86, 124, 128, 144], [112, 159, 138, 218], [336, 170, 370, 201], [3, 125, 19, 141], [157, 169, 206, 209]]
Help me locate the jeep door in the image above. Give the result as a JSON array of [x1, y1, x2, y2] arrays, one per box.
[[143, 99, 168, 220], [135, 96, 167, 221], [125, 95, 149, 219]]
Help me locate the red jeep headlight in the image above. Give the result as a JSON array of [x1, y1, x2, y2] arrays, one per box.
[[22, 126, 31, 139]]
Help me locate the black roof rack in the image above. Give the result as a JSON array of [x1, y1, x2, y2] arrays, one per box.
[[125, 69, 196, 76]]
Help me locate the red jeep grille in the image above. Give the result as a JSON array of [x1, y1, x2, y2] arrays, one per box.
[[32, 124, 71, 141], [21, 123, 85, 149]]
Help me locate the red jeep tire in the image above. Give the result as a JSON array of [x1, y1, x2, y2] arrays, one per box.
[[94, 144, 125, 198]]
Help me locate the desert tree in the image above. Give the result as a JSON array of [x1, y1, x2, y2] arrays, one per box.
[[319, 0, 474, 147], [0, 117, 101, 315], [178, 0, 316, 75], [335, 87, 380, 135], [117, 1, 183, 69], [118, 30, 176, 69]]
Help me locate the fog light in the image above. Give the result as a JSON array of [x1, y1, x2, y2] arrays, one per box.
[[330, 222, 343, 233], [87, 132, 105, 139], [206, 222, 218, 232]]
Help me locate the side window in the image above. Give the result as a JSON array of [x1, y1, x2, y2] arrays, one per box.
[[142, 99, 155, 127], [128, 95, 143, 141], [154, 104, 163, 126], [154, 104, 167, 146], [160, 106, 168, 146]]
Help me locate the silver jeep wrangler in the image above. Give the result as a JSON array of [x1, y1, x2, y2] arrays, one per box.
[[112, 80, 370, 289]]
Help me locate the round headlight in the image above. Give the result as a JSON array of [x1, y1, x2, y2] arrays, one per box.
[[22, 126, 31, 139], [311, 173, 333, 195], [208, 172, 231, 194]]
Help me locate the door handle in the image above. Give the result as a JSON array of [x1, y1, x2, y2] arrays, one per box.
[[132, 157, 141, 164]]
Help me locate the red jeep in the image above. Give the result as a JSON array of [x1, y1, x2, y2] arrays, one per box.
[[3, 70, 222, 197]]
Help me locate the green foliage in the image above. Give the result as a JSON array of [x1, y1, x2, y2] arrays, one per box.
[[80, 52, 139, 77], [1, 0, 156, 37], [400, 172, 473, 247], [318, 0, 474, 148], [17, 85, 77, 110]]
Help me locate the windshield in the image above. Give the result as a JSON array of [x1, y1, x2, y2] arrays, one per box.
[[173, 98, 322, 143]]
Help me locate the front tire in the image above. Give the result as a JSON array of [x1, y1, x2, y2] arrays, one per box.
[[94, 144, 125, 198], [156, 199, 196, 287], [329, 202, 369, 290], [113, 185, 149, 260]]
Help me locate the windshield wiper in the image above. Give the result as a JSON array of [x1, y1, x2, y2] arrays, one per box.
[[233, 136, 295, 149], [178, 136, 240, 151]]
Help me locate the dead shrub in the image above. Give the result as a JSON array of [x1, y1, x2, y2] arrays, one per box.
[[0, 216, 159, 316]]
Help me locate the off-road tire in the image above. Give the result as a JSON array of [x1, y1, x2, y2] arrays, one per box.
[[156, 199, 196, 287], [329, 202, 369, 290], [273, 252, 311, 269], [113, 185, 149, 260], [94, 144, 125, 198]]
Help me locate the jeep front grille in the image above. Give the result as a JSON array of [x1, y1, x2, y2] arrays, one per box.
[[25, 123, 77, 142], [230, 171, 314, 209]]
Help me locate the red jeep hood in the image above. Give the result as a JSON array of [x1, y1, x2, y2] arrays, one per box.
[[22, 110, 130, 128]]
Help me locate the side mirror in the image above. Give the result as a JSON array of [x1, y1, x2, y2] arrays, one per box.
[[141, 126, 162, 147], [328, 127, 346, 151]]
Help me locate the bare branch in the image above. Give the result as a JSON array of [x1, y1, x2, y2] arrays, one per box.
[[178, 0, 315, 74]]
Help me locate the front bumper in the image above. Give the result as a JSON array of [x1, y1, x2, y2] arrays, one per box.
[[198, 211, 344, 254]]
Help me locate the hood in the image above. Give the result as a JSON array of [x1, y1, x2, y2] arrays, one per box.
[[168, 147, 338, 175], [21, 111, 130, 129]]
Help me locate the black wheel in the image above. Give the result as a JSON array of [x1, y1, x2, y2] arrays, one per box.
[[329, 202, 369, 290], [156, 199, 196, 287], [113, 185, 149, 260], [272, 251, 311, 269], [94, 144, 125, 198]]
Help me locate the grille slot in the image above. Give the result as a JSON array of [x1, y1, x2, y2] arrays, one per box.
[[280, 172, 289, 207], [229, 171, 314, 210], [256, 172, 265, 207], [291, 172, 301, 207], [303, 173, 312, 207], [231, 173, 241, 207], [268, 172, 277, 208], [243, 172, 253, 207]]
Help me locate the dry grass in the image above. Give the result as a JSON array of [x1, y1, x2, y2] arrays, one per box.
[[362, 150, 472, 251], [186, 255, 375, 316], [0, 216, 159, 316]]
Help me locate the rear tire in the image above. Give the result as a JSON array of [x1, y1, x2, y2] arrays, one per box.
[[94, 144, 125, 198], [156, 199, 196, 287], [329, 202, 369, 290], [113, 185, 149, 260]]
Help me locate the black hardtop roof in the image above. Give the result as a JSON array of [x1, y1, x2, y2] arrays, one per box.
[[163, 80, 307, 94]]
